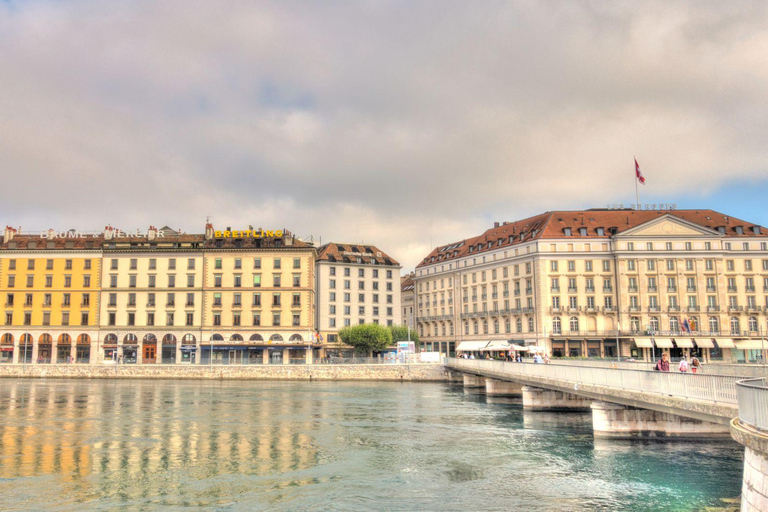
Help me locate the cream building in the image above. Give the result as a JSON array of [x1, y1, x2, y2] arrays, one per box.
[[98, 226, 205, 365], [414, 209, 768, 363], [315, 243, 401, 356], [401, 272, 415, 331], [201, 225, 317, 364]]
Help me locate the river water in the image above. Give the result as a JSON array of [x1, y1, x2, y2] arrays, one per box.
[[0, 380, 742, 511]]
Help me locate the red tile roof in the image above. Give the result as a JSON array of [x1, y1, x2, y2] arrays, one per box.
[[317, 243, 400, 266], [416, 209, 767, 268]]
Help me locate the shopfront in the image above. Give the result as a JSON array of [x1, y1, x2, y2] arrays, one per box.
[[57, 335, 72, 363], [180, 345, 196, 364], [1, 333, 13, 363], [37, 342, 52, 363], [76, 334, 90, 363], [161, 335, 176, 364], [142, 334, 157, 364]]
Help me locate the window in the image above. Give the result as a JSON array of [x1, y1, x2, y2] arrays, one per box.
[[293, 258, 301, 269], [186, 313, 194, 326], [127, 312, 134, 326], [108, 312, 115, 326], [45, 275, 52, 287], [6, 275, 14, 288], [148, 275, 156, 288], [188, 258, 196, 269], [130, 258, 138, 270], [666, 259, 674, 271], [83, 275, 91, 287], [293, 274, 301, 287], [214, 314, 221, 326], [234, 275, 242, 288], [706, 259, 714, 271], [213, 293, 222, 306], [551, 261, 558, 271], [252, 313, 261, 326], [129, 275, 137, 288], [26, 275, 34, 287], [745, 260, 753, 271], [27, 260, 35, 270], [273, 293, 281, 306], [627, 260, 635, 271], [254, 258, 261, 269], [148, 293, 155, 306], [647, 259, 655, 271], [168, 275, 176, 288], [8, 260, 15, 270], [110, 275, 117, 288], [274, 258, 281, 269], [187, 275, 195, 287], [358, 293, 365, 302], [253, 274, 261, 287], [42, 312, 50, 325], [685, 242, 692, 251], [233, 293, 242, 306], [61, 312, 69, 326], [273, 313, 281, 326], [63, 293, 71, 306], [214, 275, 222, 287], [186, 293, 194, 306], [234, 258, 242, 269], [273, 275, 281, 287], [359, 281, 365, 290], [387, 270, 393, 279], [602, 261, 610, 271], [168, 258, 176, 270], [627, 242, 634, 251], [110, 259, 118, 270], [232, 313, 240, 326], [215, 258, 222, 269], [686, 259, 694, 271], [569, 317, 579, 332], [149, 259, 156, 270], [147, 312, 155, 326]]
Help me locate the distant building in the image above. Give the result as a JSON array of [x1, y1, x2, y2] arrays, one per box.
[[315, 243, 401, 356], [414, 208, 768, 363], [401, 271, 415, 331]]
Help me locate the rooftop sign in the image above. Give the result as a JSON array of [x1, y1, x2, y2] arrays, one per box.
[[214, 229, 284, 238]]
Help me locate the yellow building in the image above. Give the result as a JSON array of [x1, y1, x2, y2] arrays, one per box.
[[415, 209, 768, 364], [0, 228, 101, 363], [201, 224, 317, 364]]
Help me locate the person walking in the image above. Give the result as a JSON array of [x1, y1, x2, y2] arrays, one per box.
[[691, 356, 701, 374], [655, 352, 670, 372], [678, 356, 689, 373]]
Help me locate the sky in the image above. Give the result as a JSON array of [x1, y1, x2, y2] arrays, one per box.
[[1, 1, 767, 271]]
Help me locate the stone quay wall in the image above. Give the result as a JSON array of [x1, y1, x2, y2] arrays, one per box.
[[0, 363, 449, 382]]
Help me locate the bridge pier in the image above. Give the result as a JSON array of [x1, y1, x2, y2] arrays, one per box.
[[522, 386, 591, 412], [731, 419, 768, 511], [591, 401, 729, 439], [463, 374, 486, 388], [446, 370, 465, 383], [485, 378, 522, 397]]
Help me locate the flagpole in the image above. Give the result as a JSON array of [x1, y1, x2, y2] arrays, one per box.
[[634, 156, 639, 208]]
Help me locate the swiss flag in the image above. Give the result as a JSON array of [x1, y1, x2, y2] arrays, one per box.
[[635, 158, 646, 184]]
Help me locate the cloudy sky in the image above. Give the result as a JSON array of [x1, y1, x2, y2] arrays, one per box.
[[2, 1, 767, 270]]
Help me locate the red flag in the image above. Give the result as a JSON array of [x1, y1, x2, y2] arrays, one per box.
[[635, 158, 646, 184]]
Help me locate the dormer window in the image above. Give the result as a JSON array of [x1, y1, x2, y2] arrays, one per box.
[[734, 226, 744, 235], [752, 226, 762, 235], [579, 227, 587, 236], [487, 242, 492, 249], [717, 226, 726, 234], [596, 227, 605, 236], [563, 228, 572, 236]]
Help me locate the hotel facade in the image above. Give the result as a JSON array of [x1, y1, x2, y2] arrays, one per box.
[[414, 209, 768, 363], [0, 224, 321, 364], [314, 243, 401, 356]]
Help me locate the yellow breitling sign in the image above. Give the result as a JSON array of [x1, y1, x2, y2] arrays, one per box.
[[214, 229, 284, 238]]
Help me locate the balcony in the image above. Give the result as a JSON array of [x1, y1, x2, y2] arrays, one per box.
[[627, 286, 638, 293], [687, 305, 700, 312], [747, 305, 761, 312], [471, 296, 478, 301], [585, 306, 599, 314], [668, 286, 677, 292], [462, 297, 468, 303], [147, 302, 155, 308], [568, 306, 581, 314], [514, 290, 520, 296], [525, 288, 533, 295], [629, 306, 640, 312], [185, 302, 195, 307], [568, 287, 578, 293], [667, 305, 680, 312], [648, 306, 660, 312], [686, 286, 697, 292], [503, 291, 510, 298], [127, 302, 136, 308], [728, 305, 743, 312], [728, 287, 738, 293], [481, 294, 487, 300], [707, 305, 720, 312], [746, 287, 756, 293], [448, 298, 453, 304], [647, 286, 658, 293], [492, 293, 498, 299], [603, 286, 613, 292], [549, 306, 562, 314], [585, 287, 595, 293], [213, 301, 222, 308], [604, 306, 616, 314], [550, 288, 560, 293], [291, 302, 301, 308], [706, 286, 716, 292]]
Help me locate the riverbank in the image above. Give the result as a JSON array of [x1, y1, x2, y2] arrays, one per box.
[[0, 363, 449, 381]]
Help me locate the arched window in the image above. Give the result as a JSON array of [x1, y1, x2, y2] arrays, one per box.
[[441, 323, 447, 336], [731, 317, 740, 335], [749, 317, 758, 332], [105, 333, 118, 344], [505, 319, 511, 333], [516, 318, 522, 333], [163, 334, 177, 344], [630, 317, 640, 332], [552, 318, 561, 334], [669, 317, 679, 333], [39, 333, 52, 343], [211, 334, 224, 341], [249, 334, 263, 341], [270, 334, 283, 342], [1, 333, 14, 344], [77, 334, 90, 345], [493, 319, 499, 334], [124, 334, 138, 343], [473, 321, 478, 335], [649, 317, 659, 332], [21, 333, 34, 344], [183, 334, 196, 343], [709, 317, 719, 334], [289, 334, 303, 341], [483, 320, 488, 334], [58, 334, 72, 344], [230, 334, 243, 341], [528, 318, 534, 332], [143, 333, 157, 343], [464, 322, 469, 335], [569, 317, 579, 332]]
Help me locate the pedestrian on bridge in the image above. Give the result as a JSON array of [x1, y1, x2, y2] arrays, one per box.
[[655, 353, 670, 372], [691, 356, 701, 374], [678, 356, 689, 373]]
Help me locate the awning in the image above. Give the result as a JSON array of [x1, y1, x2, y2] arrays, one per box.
[[527, 346, 545, 353], [102, 344, 117, 348], [653, 338, 674, 348], [180, 345, 197, 350], [456, 341, 490, 352], [714, 338, 736, 348], [510, 344, 528, 351], [481, 340, 510, 351], [734, 339, 767, 350], [693, 338, 715, 348], [673, 338, 694, 348], [633, 337, 654, 348], [0, 347, 13, 352]]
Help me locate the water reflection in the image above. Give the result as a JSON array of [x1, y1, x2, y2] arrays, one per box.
[[0, 380, 745, 511]]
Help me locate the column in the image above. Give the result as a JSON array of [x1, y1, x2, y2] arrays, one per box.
[[263, 349, 269, 365], [51, 340, 57, 364], [31, 342, 39, 365], [12, 338, 19, 364], [70, 343, 77, 364], [462, 374, 486, 388], [485, 378, 523, 397], [176, 344, 182, 365], [522, 386, 592, 411], [592, 401, 728, 439], [283, 348, 290, 364]]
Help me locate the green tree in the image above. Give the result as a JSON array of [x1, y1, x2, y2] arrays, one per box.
[[338, 323, 393, 356], [388, 324, 419, 348]]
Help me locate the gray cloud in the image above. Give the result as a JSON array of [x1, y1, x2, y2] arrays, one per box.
[[1, 1, 767, 269]]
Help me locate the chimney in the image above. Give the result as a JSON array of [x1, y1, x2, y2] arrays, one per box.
[[493, 222, 499, 228], [205, 222, 214, 240], [147, 225, 157, 240], [3, 226, 16, 244], [47, 228, 56, 239], [104, 225, 114, 240]]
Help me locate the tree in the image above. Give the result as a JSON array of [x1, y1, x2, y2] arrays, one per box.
[[338, 324, 393, 356], [388, 324, 419, 348]]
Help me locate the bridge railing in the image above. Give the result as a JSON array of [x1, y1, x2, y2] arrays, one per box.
[[736, 378, 768, 432], [446, 357, 739, 404], [521, 358, 768, 377]]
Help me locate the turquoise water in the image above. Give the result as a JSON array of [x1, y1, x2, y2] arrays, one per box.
[[0, 380, 742, 511]]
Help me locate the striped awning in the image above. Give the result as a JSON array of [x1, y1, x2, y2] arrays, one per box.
[[673, 338, 694, 348], [633, 337, 654, 348], [693, 338, 715, 348], [653, 338, 674, 348], [714, 338, 736, 348]]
